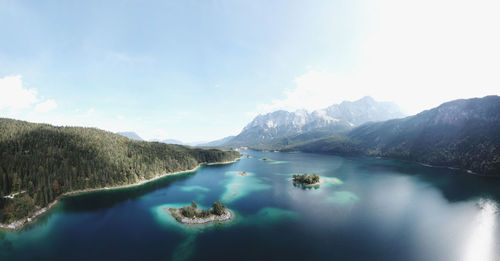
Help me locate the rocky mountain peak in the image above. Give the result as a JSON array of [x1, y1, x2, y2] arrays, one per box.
[[229, 96, 406, 147]]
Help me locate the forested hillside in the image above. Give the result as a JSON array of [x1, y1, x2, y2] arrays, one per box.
[[285, 96, 500, 176], [0, 118, 240, 224]]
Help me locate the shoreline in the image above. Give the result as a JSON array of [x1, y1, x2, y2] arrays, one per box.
[[64, 155, 242, 197], [0, 155, 242, 231], [284, 150, 499, 178], [294, 181, 321, 187], [63, 155, 242, 197], [0, 200, 59, 230], [168, 208, 233, 225]]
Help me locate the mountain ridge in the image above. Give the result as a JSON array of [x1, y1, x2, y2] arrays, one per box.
[[116, 131, 143, 141], [221, 96, 405, 148], [285, 95, 500, 176]]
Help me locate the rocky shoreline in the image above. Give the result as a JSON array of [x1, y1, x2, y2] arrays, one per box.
[[168, 208, 232, 224], [295, 181, 321, 187], [0, 200, 58, 230]]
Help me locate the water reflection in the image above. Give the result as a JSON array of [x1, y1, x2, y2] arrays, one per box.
[[4, 151, 500, 261], [462, 198, 498, 261], [61, 171, 195, 213]]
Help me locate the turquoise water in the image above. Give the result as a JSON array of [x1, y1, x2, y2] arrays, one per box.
[[1, 151, 500, 260]]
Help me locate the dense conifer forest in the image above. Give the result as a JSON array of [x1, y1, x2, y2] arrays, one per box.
[[292, 173, 320, 185], [0, 118, 240, 224]]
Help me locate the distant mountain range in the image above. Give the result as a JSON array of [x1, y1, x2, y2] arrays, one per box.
[[151, 139, 209, 146], [151, 138, 185, 145], [285, 96, 500, 175], [117, 133, 200, 146], [220, 96, 405, 148], [116, 132, 143, 141], [198, 136, 236, 147], [203, 95, 500, 176]]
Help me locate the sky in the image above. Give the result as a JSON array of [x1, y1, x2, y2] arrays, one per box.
[[0, 0, 499, 142]]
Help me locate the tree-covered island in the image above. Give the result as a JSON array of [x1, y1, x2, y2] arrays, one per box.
[[168, 201, 232, 224], [292, 173, 321, 186]]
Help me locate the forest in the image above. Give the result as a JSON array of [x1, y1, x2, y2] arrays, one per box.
[[292, 173, 320, 185], [0, 118, 240, 224], [283, 96, 500, 176], [179, 201, 226, 219]]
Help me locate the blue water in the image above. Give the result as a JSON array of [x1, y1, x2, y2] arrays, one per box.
[[2, 151, 500, 261]]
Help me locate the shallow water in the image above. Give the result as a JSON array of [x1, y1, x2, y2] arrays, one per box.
[[2, 151, 500, 261]]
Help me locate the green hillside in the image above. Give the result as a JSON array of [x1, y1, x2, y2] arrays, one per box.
[[0, 118, 240, 224], [285, 96, 500, 176]]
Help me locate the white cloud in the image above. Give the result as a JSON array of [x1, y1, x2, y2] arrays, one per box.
[[34, 99, 58, 113], [0, 75, 61, 115], [257, 0, 500, 115], [0, 76, 155, 141], [0, 75, 38, 110]]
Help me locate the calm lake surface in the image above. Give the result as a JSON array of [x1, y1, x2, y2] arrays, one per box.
[[2, 151, 500, 261]]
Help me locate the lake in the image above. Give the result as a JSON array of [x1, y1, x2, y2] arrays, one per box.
[[1, 151, 500, 261]]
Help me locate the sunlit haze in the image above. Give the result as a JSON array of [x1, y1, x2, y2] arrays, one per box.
[[1, 0, 499, 142]]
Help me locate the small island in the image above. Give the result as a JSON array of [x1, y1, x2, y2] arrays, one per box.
[[262, 157, 271, 161], [168, 201, 232, 224], [239, 171, 248, 176], [292, 173, 321, 186]]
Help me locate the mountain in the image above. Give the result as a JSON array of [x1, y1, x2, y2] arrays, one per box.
[[116, 131, 143, 141], [286, 96, 500, 176], [159, 139, 184, 145], [321, 96, 404, 125], [149, 139, 209, 146], [0, 118, 240, 224], [149, 138, 187, 145], [225, 96, 405, 148], [185, 141, 209, 146], [199, 136, 236, 147]]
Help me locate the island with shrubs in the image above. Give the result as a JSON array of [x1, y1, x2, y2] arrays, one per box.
[[292, 173, 321, 186], [168, 201, 232, 224]]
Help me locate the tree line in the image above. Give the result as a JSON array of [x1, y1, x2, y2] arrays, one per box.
[[0, 118, 239, 224], [292, 173, 320, 185]]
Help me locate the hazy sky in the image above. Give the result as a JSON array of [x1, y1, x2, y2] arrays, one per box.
[[1, 0, 499, 142]]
